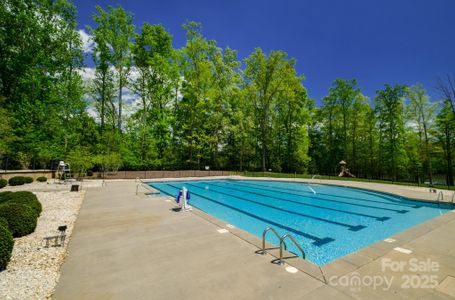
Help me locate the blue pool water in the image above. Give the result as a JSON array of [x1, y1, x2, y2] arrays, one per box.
[[148, 179, 452, 265]]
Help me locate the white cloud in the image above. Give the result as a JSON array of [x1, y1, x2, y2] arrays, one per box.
[[79, 67, 96, 83], [78, 29, 95, 54], [78, 67, 142, 118]]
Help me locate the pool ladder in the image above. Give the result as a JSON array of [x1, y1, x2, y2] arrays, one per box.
[[135, 179, 160, 195], [435, 191, 455, 208], [436, 191, 443, 207], [260, 227, 306, 265]]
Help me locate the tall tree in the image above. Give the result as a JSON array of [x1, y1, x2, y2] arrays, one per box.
[[0, 0, 88, 167], [176, 22, 215, 168], [131, 23, 178, 166], [89, 10, 115, 132], [92, 6, 134, 131], [436, 75, 455, 115], [272, 64, 311, 172], [205, 47, 242, 168], [349, 94, 371, 176], [319, 88, 340, 174], [244, 48, 294, 171], [225, 88, 254, 171], [375, 84, 408, 181], [406, 84, 437, 184], [435, 99, 455, 186], [333, 79, 360, 159]]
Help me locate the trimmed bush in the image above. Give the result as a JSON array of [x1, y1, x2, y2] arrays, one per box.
[[36, 176, 47, 182], [0, 192, 13, 203], [24, 176, 33, 184], [0, 179, 6, 189], [8, 176, 25, 186], [2, 191, 42, 215], [0, 203, 37, 237], [0, 217, 8, 229], [0, 224, 14, 270]]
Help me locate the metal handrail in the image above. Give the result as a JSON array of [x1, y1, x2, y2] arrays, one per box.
[[136, 180, 159, 195], [279, 233, 306, 265], [436, 191, 443, 204], [261, 227, 285, 255], [311, 174, 320, 180]]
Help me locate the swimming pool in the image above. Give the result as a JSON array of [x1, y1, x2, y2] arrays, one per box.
[[148, 179, 452, 265]]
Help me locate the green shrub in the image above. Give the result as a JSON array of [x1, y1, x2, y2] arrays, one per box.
[[0, 203, 37, 237], [0, 217, 8, 229], [24, 176, 33, 184], [2, 191, 41, 215], [0, 192, 13, 203], [36, 176, 47, 182], [0, 224, 14, 270], [8, 176, 25, 186], [0, 179, 6, 189]]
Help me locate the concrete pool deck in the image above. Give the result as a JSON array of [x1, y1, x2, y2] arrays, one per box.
[[53, 178, 455, 299]]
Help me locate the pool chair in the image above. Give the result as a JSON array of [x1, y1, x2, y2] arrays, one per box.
[[175, 187, 192, 212]]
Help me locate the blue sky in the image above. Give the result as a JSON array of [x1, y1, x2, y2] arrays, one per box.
[[74, 0, 455, 106]]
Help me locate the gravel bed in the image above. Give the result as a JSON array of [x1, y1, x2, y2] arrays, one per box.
[[0, 183, 90, 299]]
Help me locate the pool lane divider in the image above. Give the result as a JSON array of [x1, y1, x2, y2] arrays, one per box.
[[227, 181, 409, 214], [238, 180, 420, 209], [206, 182, 389, 222], [163, 183, 335, 246], [185, 182, 366, 232]]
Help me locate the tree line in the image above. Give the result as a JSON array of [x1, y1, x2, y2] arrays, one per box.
[[0, 1, 454, 185]]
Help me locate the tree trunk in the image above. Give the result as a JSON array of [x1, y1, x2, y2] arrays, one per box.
[[445, 126, 454, 186], [117, 73, 123, 131], [101, 70, 106, 133], [423, 123, 432, 185]]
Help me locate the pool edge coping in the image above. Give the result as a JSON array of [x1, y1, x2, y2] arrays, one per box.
[[143, 177, 455, 283]]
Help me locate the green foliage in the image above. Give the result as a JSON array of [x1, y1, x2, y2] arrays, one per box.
[[315, 79, 363, 174], [0, 223, 14, 270], [435, 99, 455, 185], [0, 0, 87, 168], [0, 1, 453, 186], [406, 84, 438, 184], [129, 23, 178, 167], [7, 176, 33, 186], [0, 179, 6, 189], [375, 84, 408, 180], [67, 147, 94, 178], [94, 152, 122, 173], [8, 176, 25, 186], [91, 5, 135, 131], [243, 48, 311, 172], [0, 203, 37, 237], [36, 176, 47, 182], [0, 192, 13, 203], [1, 191, 42, 215], [0, 217, 8, 229]]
